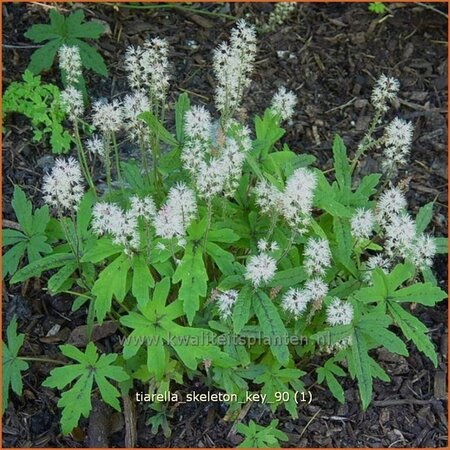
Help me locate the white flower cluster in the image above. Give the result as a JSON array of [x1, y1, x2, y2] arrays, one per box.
[[92, 99, 123, 135], [371, 74, 400, 113], [216, 290, 239, 320], [360, 186, 437, 280], [270, 87, 297, 121], [280, 237, 331, 319], [122, 91, 151, 143], [281, 277, 328, 318], [363, 254, 391, 283], [182, 107, 252, 198], [42, 157, 84, 212], [61, 86, 84, 122], [324, 297, 355, 350], [154, 183, 197, 239], [58, 45, 84, 122], [91, 183, 196, 254], [263, 2, 297, 31], [245, 252, 277, 287], [255, 168, 317, 233], [326, 297, 354, 326], [124, 37, 170, 100], [130, 195, 157, 221], [304, 238, 332, 277], [282, 287, 311, 317], [213, 19, 256, 116], [257, 239, 279, 253], [85, 135, 106, 158], [381, 117, 414, 175], [350, 208, 376, 240], [58, 45, 82, 85], [92, 202, 141, 254]]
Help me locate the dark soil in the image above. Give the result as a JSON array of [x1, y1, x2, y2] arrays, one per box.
[[2, 2, 448, 448]]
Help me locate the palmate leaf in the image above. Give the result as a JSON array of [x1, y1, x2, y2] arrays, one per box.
[[2, 317, 29, 414], [173, 241, 207, 324], [237, 419, 288, 449], [120, 279, 233, 374], [3, 186, 52, 278], [253, 364, 305, 418], [317, 359, 346, 404], [352, 263, 446, 366], [25, 9, 107, 77], [43, 342, 128, 434]]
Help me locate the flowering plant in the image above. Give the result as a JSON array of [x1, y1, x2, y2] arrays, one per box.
[[4, 19, 447, 436]]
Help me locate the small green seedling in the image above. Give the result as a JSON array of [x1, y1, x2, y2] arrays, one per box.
[[2, 186, 52, 278], [237, 419, 289, 448]]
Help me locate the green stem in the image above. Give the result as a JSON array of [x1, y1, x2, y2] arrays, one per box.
[[74, 120, 96, 196], [203, 199, 213, 254], [266, 213, 279, 242], [106, 2, 235, 20], [139, 132, 151, 185], [350, 110, 382, 174], [277, 230, 297, 263], [111, 132, 123, 188], [20, 356, 65, 365]]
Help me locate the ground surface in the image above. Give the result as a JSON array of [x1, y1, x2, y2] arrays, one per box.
[[2, 2, 448, 448]]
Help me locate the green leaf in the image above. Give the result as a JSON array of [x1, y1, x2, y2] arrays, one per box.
[[11, 253, 76, 283], [67, 12, 105, 39], [351, 173, 381, 205], [92, 254, 132, 323], [12, 186, 33, 235], [388, 301, 438, 366], [232, 285, 253, 333], [27, 234, 52, 262], [132, 254, 155, 307], [2, 317, 29, 414], [70, 38, 108, 77], [27, 40, 61, 74], [253, 290, 289, 365], [358, 314, 408, 356], [172, 242, 207, 324], [25, 23, 60, 42], [175, 93, 190, 143], [140, 111, 178, 147], [32, 205, 51, 234], [43, 343, 127, 434], [415, 202, 434, 234], [253, 109, 285, 157], [434, 237, 448, 254], [2, 243, 27, 278], [81, 238, 122, 263], [2, 229, 26, 246], [208, 228, 240, 243], [332, 134, 351, 192], [206, 242, 235, 275], [390, 283, 447, 306], [333, 217, 357, 276], [267, 267, 307, 288], [312, 324, 353, 346], [351, 328, 373, 409], [48, 262, 78, 294]]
